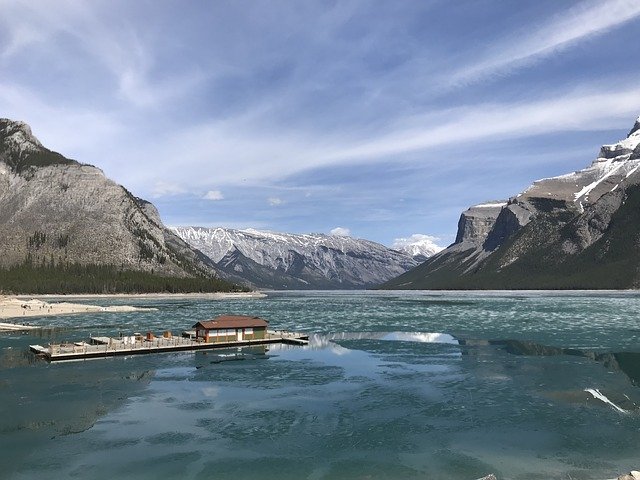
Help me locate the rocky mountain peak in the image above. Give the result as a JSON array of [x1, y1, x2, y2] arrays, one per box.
[[628, 115, 640, 137], [0, 118, 230, 287], [0, 118, 76, 174], [0, 118, 44, 154]]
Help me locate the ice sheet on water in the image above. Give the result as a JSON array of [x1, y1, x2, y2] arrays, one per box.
[[381, 332, 458, 344], [315, 331, 458, 345]]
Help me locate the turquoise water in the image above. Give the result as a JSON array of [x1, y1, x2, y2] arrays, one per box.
[[1, 291, 639, 479]]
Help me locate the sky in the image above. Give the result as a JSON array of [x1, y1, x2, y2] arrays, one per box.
[[1, 0, 640, 248]]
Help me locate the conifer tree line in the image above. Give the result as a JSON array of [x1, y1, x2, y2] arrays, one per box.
[[0, 262, 246, 294]]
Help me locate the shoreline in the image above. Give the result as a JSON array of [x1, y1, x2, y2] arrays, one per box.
[[14, 291, 267, 300], [0, 297, 157, 323], [0, 292, 266, 327]]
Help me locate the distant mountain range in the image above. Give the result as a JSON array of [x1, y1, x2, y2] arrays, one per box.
[[384, 115, 640, 289], [0, 118, 237, 293], [391, 234, 444, 262], [172, 227, 429, 289]]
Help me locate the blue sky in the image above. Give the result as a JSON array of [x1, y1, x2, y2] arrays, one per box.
[[1, 0, 640, 247]]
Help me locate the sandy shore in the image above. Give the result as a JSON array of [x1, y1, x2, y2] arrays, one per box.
[[0, 292, 265, 329], [0, 297, 158, 324], [16, 292, 267, 300]]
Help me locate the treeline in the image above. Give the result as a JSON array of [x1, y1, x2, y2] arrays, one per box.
[[0, 263, 248, 294]]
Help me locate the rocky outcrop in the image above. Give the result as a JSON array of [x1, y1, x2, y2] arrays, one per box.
[[383, 115, 640, 289], [172, 226, 420, 289], [0, 118, 224, 281], [455, 202, 505, 246]]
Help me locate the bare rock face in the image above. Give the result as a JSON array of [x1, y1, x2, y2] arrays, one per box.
[[454, 202, 506, 247], [0, 118, 219, 278]]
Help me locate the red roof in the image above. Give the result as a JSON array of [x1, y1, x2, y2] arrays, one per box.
[[192, 315, 268, 330]]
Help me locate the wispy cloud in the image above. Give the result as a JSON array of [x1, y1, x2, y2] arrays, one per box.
[[326, 86, 640, 163], [451, 0, 640, 85], [151, 181, 186, 198], [0, 0, 202, 108], [125, 84, 640, 194], [2, 1, 639, 243], [0, 82, 121, 159]]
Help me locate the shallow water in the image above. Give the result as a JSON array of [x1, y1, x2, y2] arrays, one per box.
[[1, 291, 639, 479]]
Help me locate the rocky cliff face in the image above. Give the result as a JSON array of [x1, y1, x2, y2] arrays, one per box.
[[0, 118, 221, 279], [384, 115, 640, 289], [172, 226, 421, 289]]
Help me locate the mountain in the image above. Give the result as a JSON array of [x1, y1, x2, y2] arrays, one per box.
[[384, 115, 640, 290], [172, 227, 421, 289], [0, 118, 238, 293], [391, 234, 445, 262]]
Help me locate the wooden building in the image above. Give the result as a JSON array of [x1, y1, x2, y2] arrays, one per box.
[[192, 315, 268, 343]]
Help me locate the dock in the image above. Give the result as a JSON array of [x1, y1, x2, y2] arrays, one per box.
[[29, 329, 309, 362]]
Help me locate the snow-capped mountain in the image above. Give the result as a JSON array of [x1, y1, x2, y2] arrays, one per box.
[[172, 227, 420, 289], [385, 115, 640, 289], [391, 234, 444, 261]]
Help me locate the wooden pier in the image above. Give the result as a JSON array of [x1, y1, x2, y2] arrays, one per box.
[[29, 330, 309, 362]]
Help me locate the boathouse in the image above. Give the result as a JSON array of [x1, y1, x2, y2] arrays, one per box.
[[192, 315, 268, 343]]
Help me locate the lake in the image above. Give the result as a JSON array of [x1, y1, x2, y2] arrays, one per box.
[[1, 291, 639, 479]]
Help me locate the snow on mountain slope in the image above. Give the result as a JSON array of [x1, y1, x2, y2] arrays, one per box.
[[449, 117, 640, 252], [519, 116, 640, 208], [383, 114, 640, 290], [391, 234, 444, 260], [172, 227, 420, 289]]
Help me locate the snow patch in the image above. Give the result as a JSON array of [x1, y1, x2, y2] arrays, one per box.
[[474, 202, 507, 208], [573, 159, 625, 200], [584, 388, 627, 414]]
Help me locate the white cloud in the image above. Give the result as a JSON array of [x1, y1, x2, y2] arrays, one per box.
[[452, 0, 640, 84], [392, 234, 442, 249], [203, 190, 224, 200], [392, 234, 445, 257], [330, 227, 350, 237], [151, 181, 186, 198], [268, 197, 284, 206]]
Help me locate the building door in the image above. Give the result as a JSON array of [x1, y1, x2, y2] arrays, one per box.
[[237, 329, 242, 341]]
